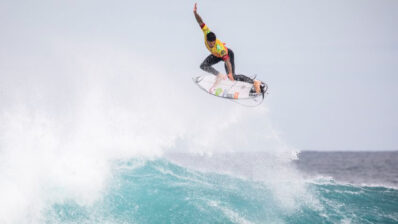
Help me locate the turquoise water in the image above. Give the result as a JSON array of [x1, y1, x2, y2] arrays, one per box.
[[45, 159, 398, 224]]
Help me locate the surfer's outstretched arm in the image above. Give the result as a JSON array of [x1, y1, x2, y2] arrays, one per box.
[[193, 3, 204, 27], [225, 58, 234, 80]]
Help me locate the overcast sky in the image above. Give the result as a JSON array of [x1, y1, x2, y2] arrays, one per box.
[[0, 0, 397, 151]]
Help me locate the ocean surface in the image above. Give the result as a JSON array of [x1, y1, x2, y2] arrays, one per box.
[[40, 151, 398, 224], [294, 151, 398, 188]]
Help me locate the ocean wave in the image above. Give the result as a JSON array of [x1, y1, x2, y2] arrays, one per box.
[[43, 159, 398, 224]]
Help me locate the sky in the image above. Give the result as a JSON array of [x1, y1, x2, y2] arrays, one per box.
[[0, 0, 397, 151]]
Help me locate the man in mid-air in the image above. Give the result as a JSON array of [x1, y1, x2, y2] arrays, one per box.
[[193, 3, 263, 94]]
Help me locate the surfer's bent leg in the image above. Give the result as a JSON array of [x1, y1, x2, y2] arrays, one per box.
[[200, 55, 222, 75], [224, 48, 254, 84], [234, 74, 254, 83]]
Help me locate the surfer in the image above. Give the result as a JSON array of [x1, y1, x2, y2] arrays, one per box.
[[193, 3, 263, 94]]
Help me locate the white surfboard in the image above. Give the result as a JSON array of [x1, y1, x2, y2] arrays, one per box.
[[192, 75, 267, 100]]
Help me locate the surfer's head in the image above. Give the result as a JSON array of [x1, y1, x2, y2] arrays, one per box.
[[206, 32, 216, 48]]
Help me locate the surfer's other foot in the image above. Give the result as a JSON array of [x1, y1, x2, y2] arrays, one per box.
[[253, 80, 261, 94]]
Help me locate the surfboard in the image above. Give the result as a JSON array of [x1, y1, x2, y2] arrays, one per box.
[[192, 75, 267, 100]]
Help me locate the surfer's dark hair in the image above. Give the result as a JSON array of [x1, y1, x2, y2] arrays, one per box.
[[207, 32, 216, 42]]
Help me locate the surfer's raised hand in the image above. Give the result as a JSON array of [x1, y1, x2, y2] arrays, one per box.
[[193, 3, 204, 27]]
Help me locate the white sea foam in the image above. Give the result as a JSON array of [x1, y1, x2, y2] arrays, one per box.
[[0, 42, 189, 223], [207, 200, 255, 224], [0, 40, 312, 223], [303, 174, 398, 190]]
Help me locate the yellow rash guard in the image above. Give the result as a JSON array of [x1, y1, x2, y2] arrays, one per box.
[[201, 23, 229, 61]]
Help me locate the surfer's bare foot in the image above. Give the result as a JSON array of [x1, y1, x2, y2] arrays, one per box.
[[253, 80, 261, 94]]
